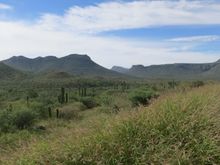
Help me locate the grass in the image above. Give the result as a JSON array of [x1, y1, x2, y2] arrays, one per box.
[[1, 84, 220, 164]]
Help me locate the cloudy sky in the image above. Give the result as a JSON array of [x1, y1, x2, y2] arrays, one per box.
[[0, 0, 220, 68]]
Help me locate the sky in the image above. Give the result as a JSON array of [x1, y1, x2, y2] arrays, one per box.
[[0, 0, 220, 68]]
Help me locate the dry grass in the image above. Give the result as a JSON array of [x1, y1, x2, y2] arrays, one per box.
[[1, 85, 220, 164]]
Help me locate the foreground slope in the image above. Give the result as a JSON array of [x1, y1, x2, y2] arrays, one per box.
[[3, 84, 219, 164], [3, 54, 124, 77], [112, 60, 220, 80]]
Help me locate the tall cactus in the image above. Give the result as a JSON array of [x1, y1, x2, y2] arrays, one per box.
[[48, 107, 52, 118], [65, 93, 69, 103], [58, 87, 65, 104], [26, 96, 29, 107]]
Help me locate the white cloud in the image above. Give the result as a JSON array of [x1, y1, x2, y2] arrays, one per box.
[[0, 1, 219, 68], [169, 35, 220, 42], [0, 3, 12, 10], [37, 0, 220, 33]]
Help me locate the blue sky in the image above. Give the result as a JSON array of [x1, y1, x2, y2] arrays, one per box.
[[0, 0, 109, 19], [0, 0, 219, 67]]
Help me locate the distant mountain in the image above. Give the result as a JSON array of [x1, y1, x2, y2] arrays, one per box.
[[111, 66, 129, 74], [112, 60, 220, 80], [0, 62, 25, 80], [3, 54, 123, 78]]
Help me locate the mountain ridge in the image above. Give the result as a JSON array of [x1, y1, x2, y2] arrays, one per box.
[[112, 59, 220, 80], [3, 54, 124, 78]]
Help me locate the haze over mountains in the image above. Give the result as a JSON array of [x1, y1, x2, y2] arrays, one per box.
[[1, 54, 220, 80]]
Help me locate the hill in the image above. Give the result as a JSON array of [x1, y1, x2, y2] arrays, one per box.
[[112, 60, 220, 80], [0, 62, 25, 80], [3, 54, 124, 78]]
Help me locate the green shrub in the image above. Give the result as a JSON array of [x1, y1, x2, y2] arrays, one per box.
[[13, 110, 36, 129], [30, 102, 50, 119], [0, 110, 14, 133], [80, 97, 98, 109], [129, 89, 158, 106], [0, 109, 36, 132], [27, 89, 38, 98]]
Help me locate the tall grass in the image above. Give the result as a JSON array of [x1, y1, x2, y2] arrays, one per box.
[[2, 85, 220, 164], [64, 86, 220, 165]]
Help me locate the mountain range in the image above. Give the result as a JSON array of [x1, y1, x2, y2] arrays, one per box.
[[112, 60, 220, 80], [2, 54, 122, 79], [0, 54, 220, 80]]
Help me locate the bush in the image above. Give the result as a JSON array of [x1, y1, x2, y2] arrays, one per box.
[[80, 97, 98, 109], [129, 89, 158, 106], [30, 102, 51, 119], [13, 110, 36, 129], [0, 109, 36, 132], [27, 89, 38, 98], [0, 110, 14, 133]]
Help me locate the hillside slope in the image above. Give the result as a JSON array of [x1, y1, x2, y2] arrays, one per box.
[[3, 85, 219, 164], [0, 63, 25, 80], [3, 54, 124, 78]]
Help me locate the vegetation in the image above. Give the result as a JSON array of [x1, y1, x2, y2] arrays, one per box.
[[0, 71, 219, 164], [129, 88, 158, 106]]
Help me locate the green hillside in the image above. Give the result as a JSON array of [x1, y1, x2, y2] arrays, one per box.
[[0, 62, 25, 80], [3, 54, 124, 78]]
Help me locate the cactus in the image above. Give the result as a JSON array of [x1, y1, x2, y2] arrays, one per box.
[[65, 93, 69, 103], [83, 87, 87, 97], [58, 87, 65, 104], [26, 96, 29, 107], [61, 87, 65, 104], [48, 107, 52, 118], [56, 109, 59, 118]]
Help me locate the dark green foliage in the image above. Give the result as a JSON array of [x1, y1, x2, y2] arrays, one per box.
[[56, 109, 59, 118], [58, 87, 66, 104], [13, 110, 36, 129], [0, 110, 14, 133], [26, 96, 29, 107], [129, 88, 158, 106], [30, 102, 50, 119], [65, 93, 69, 103], [27, 89, 38, 98], [80, 97, 98, 109], [61, 87, 65, 104], [48, 107, 52, 118], [0, 109, 36, 132]]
